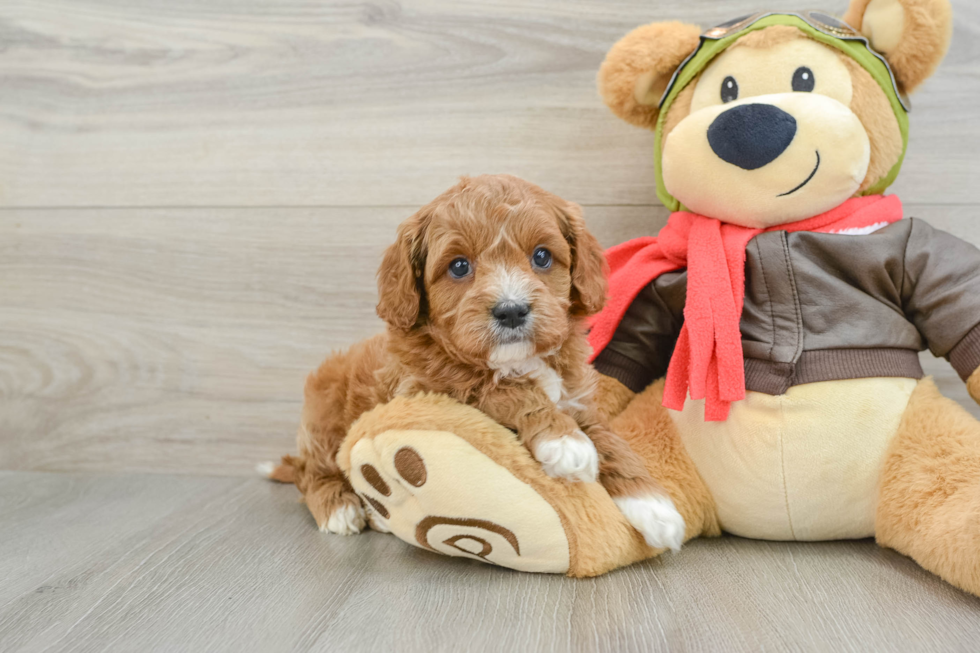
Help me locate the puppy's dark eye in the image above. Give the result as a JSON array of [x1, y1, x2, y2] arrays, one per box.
[[531, 247, 552, 270], [448, 257, 471, 279], [792, 67, 815, 92], [721, 76, 739, 103]]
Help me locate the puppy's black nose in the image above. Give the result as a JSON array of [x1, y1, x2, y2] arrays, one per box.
[[707, 103, 797, 170], [492, 302, 529, 329]]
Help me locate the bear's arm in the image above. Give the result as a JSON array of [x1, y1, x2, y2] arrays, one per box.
[[901, 219, 980, 387], [592, 270, 686, 392], [968, 368, 980, 405]]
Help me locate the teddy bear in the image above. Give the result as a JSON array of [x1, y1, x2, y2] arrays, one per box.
[[330, 0, 980, 595]]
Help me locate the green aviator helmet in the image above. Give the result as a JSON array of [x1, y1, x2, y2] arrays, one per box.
[[653, 10, 911, 211]]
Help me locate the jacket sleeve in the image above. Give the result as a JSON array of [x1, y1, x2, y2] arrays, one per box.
[[591, 272, 686, 393], [902, 219, 980, 381]]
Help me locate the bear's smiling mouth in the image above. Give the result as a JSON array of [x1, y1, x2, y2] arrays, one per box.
[[777, 151, 821, 197]]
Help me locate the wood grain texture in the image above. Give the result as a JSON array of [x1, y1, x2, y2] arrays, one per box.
[[0, 472, 978, 652], [1, 0, 978, 207], [3, 204, 978, 475]]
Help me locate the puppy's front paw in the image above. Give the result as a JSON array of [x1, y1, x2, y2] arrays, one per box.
[[533, 432, 599, 483], [323, 503, 367, 535], [613, 494, 686, 552]]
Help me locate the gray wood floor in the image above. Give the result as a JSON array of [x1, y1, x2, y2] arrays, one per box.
[[2, 472, 979, 653], [2, 0, 980, 650]]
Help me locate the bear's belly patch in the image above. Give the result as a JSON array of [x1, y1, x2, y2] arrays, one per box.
[[670, 377, 918, 540]]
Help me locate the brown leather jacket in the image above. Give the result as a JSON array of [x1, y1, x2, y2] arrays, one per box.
[[593, 219, 980, 395]]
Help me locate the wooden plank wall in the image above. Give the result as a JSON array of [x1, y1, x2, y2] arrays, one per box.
[[2, 0, 979, 475]]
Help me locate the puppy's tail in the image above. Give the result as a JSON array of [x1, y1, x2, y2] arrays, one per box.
[[256, 455, 303, 485]]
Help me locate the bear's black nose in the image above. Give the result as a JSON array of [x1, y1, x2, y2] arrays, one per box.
[[707, 103, 797, 170]]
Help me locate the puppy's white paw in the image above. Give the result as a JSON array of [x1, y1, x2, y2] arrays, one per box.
[[613, 494, 686, 552], [322, 503, 367, 535], [533, 433, 599, 483]]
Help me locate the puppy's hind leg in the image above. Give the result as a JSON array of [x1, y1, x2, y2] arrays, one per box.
[[293, 349, 376, 535], [303, 466, 366, 536], [260, 450, 364, 534], [295, 423, 367, 535]]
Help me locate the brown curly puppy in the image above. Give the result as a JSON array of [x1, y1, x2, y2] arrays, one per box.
[[265, 174, 685, 550]]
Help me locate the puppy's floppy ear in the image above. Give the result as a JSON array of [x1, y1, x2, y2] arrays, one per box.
[[376, 209, 430, 332], [844, 0, 952, 93], [597, 21, 702, 130], [556, 202, 608, 317]]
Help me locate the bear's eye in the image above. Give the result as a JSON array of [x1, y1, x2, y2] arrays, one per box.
[[721, 76, 739, 103], [792, 67, 815, 92]]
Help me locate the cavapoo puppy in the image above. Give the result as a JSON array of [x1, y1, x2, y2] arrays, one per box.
[[266, 174, 685, 550]]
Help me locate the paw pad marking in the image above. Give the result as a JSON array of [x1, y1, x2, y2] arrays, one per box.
[[416, 516, 521, 560], [443, 535, 492, 559], [394, 447, 426, 486], [360, 464, 391, 496], [362, 494, 390, 519]]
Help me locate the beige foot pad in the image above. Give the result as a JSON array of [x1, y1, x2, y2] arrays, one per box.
[[338, 393, 655, 577], [348, 429, 569, 572]]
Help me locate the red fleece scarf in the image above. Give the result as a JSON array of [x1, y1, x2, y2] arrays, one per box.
[[588, 195, 904, 421]]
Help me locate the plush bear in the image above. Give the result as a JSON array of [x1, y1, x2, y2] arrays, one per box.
[[333, 0, 980, 595]]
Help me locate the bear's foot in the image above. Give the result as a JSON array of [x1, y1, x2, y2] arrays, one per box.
[[338, 393, 663, 576]]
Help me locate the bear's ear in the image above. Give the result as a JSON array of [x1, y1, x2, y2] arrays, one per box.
[[597, 21, 702, 130], [844, 0, 952, 94]]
